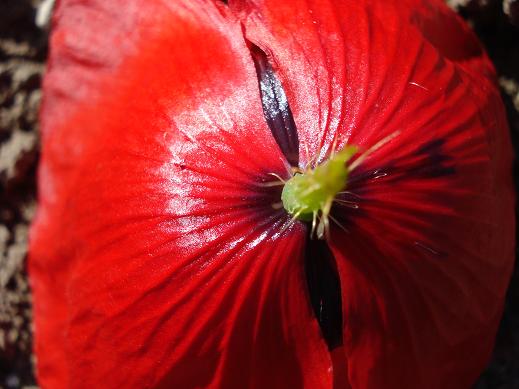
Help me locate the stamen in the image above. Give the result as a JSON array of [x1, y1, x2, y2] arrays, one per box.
[[349, 130, 401, 171], [333, 199, 359, 209], [258, 181, 285, 188], [266, 172, 286, 183], [279, 209, 303, 234], [337, 190, 360, 198], [311, 210, 318, 237], [328, 215, 349, 233]]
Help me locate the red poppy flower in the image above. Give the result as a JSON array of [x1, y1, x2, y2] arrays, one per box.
[[29, 0, 515, 388]]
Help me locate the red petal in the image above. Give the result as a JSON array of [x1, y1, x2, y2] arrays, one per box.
[[233, 0, 501, 163], [31, 1, 331, 387], [32, 0, 515, 387], [235, 0, 514, 387]]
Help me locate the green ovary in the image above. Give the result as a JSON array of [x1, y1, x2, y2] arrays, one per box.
[[281, 146, 357, 220]]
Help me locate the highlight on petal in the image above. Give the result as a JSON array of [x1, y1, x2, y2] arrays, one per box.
[[32, 0, 331, 387], [30, 0, 514, 388]]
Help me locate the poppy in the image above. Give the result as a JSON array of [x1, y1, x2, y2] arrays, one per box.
[[30, 0, 515, 388]]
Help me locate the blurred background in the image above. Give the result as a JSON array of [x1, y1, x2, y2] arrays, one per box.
[[0, 0, 518, 388]]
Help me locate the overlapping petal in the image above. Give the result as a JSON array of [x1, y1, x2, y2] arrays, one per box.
[[31, 1, 331, 387], [30, 0, 514, 388], [235, 0, 514, 387]]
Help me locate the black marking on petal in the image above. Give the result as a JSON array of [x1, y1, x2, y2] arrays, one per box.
[[305, 235, 343, 350], [414, 139, 456, 178], [347, 138, 456, 190], [249, 43, 299, 167], [390, 137, 456, 179]]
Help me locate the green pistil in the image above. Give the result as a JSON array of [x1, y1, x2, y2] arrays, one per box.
[[281, 146, 357, 230]]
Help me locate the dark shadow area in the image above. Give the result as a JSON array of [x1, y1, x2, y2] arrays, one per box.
[[452, 1, 519, 388]]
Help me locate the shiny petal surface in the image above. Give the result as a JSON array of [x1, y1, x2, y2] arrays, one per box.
[[31, 0, 515, 388], [235, 0, 514, 387], [31, 1, 331, 388]]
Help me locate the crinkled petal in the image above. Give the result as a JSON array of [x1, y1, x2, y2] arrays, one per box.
[[31, 1, 332, 387], [234, 0, 515, 387]]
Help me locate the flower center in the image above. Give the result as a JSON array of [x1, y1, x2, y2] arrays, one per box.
[[281, 146, 357, 238]]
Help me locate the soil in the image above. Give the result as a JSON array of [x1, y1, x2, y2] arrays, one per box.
[[0, 0, 517, 388], [0, 0, 45, 388]]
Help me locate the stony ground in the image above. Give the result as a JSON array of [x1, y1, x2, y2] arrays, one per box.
[[1, 0, 45, 388], [0, 0, 518, 388]]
